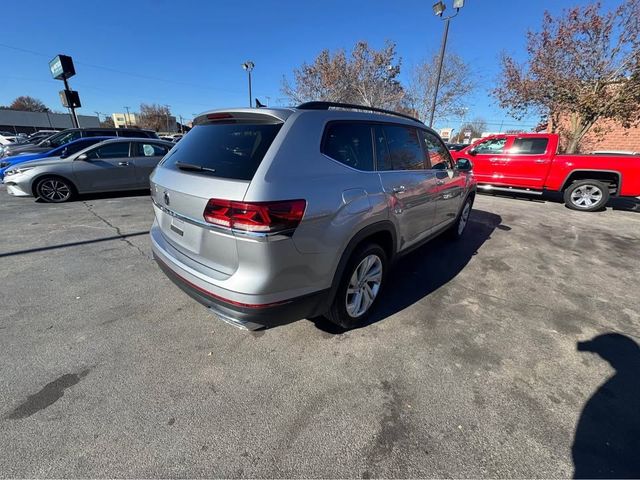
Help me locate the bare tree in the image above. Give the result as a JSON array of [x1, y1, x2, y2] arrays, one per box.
[[100, 116, 115, 128], [282, 41, 405, 110], [451, 118, 487, 143], [406, 53, 475, 123], [138, 103, 172, 132], [9, 96, 50, 112], [493, 0, 640, 153]]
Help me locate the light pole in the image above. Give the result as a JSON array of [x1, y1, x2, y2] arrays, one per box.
[[164, 104, 171, 132], [428, 0, 464, 128], [242, 61, 255, 108], [123, 106, 131, 127]]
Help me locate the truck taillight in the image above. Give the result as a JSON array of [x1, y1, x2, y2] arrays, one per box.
[[203, 199, 306, 233]]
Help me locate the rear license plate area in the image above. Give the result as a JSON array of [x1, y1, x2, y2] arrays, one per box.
[[170, 218, 185, 236]]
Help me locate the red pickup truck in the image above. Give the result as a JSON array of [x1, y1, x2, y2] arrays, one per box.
[[450, 133, 640, 212]]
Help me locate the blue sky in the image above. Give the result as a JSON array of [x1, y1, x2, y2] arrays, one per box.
[[0, 0, 613, 131]]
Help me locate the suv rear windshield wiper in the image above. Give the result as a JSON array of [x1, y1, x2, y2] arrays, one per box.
[[175, 161, 217, 174]]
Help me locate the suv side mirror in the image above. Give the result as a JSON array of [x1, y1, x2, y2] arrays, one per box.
[[467, 148, 477, 156], [60, 147, 69, 158], [77, 153, 89, 161], [456, 158, 473, 172]]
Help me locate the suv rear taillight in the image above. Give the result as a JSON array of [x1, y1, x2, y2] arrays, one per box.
[[203, 199, 306, 233]]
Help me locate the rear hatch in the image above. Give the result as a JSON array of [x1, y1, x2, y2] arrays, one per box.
[[150, 111, 285, 275]]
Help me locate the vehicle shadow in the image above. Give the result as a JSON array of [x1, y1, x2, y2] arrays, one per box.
[[573, 334, 640, 478], [34, 189, 151, 203], [484, 190, 640, 214], [312, 209, 504, 334]]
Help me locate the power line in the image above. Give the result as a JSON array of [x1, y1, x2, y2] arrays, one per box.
[[0, 42, 247, 96]]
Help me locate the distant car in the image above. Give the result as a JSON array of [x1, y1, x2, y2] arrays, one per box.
[[445, 143, 467, 151], [27, 130, 59, 143], [0, 134, 27, 146], [4, 138, 173, 203], [0, 127, 159, 158], [0, 136, 115, 180]]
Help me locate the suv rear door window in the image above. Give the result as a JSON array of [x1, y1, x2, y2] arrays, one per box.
[[511, 137, 548, 154], [382, 125, 428, 171], [163, 122, 282, 180], [322, 123, 374, 171]]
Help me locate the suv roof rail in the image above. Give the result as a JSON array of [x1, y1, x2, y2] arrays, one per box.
[[296, 101, 422, 124]]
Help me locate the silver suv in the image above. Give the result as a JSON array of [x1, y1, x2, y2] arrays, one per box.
[[150, 102, 476, 330]]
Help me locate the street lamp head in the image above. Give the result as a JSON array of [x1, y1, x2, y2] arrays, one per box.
[[242, 61, 255, 71], [452, 0, 464, 9], [432, 1, 446, 16]]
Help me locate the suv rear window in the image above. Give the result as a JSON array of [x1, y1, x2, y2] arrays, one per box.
[[163, 123, 282, 180]]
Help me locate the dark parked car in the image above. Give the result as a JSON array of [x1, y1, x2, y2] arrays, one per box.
[[0, 127, 159, 158], [445, 143, 467, 152]]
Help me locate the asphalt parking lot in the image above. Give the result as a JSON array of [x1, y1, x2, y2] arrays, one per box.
[[1, 188, 639, 478]]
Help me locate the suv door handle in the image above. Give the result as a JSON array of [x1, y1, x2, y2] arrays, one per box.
[[392, 185, 406, 193], [118, 161, 130, 166], [534, 159, 549, 163]]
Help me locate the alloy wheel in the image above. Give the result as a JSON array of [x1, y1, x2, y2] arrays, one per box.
[[570, 185, 603, 209], [39, 179, 71, 202], [345, 254, 383, 318]]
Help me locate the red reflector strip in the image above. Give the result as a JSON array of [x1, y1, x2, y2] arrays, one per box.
[[156, 257, 291, 310]]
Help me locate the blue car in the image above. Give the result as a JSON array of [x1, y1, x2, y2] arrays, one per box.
[[0, 136, 115, 180]]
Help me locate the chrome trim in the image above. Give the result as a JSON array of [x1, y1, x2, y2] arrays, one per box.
[[478, 185, 544, 195], [151, 198, 292, 242], [208, 307, 264, 331]]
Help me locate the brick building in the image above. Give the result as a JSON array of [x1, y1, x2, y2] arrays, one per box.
[[551, 115, 640, 154]]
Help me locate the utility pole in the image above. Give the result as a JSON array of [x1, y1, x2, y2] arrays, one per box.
[[63, 77, 79, 128], [179, 115, 184, 133], [429, 1, 465, 128], [242, 61, 255, 108], [123, 106, 131, 127]]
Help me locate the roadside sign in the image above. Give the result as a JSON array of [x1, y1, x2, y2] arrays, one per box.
[[49, 55, 76, 80], [464, 130, 471, 138], [439, 128, 453, 140]]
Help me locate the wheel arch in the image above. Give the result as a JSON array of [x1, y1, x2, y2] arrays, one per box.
[[31, 173, 79, 197], [561, 170, 622, 196], [320, 221, 397, 314]]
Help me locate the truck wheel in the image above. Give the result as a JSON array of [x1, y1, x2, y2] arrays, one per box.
[[564, 180, 610, 212], [324, 243, 387, 329]]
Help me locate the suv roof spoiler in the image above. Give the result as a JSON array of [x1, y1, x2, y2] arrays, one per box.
[[297, 101, 422, 124]]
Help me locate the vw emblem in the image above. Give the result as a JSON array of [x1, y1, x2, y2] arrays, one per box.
[[163, 191, 170, 206]]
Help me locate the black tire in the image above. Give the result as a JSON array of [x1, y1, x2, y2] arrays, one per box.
[[448, 195, 474, 240], [563, 180, 610, 212], [324, 243, 388, 329], [35, 176, 75, 203]]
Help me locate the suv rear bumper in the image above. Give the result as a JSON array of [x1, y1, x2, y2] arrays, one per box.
[[154, 255, 330, 329]]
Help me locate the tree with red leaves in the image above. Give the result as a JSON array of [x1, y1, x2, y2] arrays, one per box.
[[493, 0, 640, 153]]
